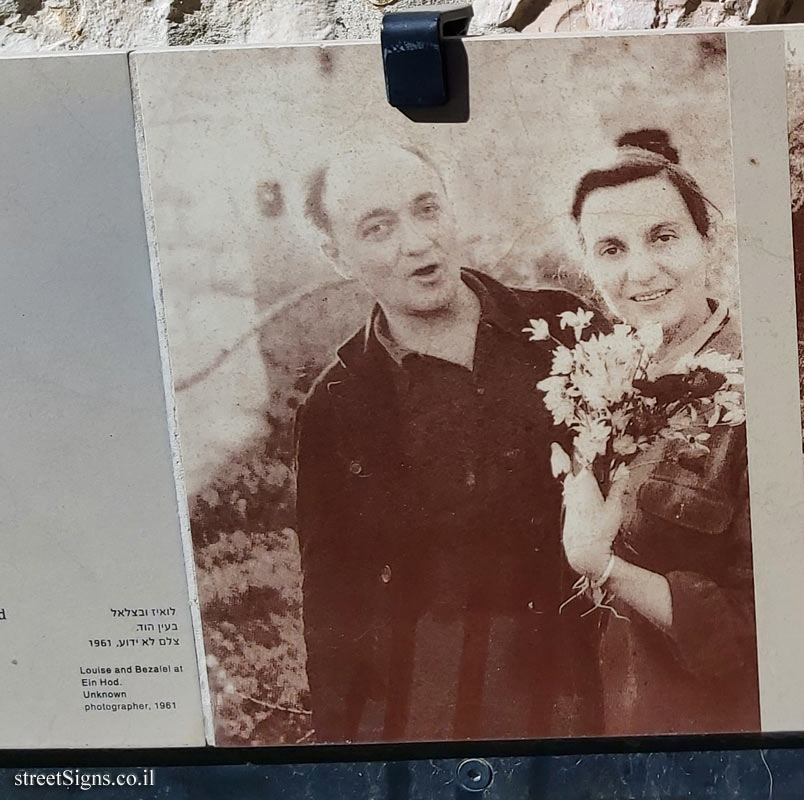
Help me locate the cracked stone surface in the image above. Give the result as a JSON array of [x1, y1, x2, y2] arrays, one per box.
[[0, 0, 801, 53]]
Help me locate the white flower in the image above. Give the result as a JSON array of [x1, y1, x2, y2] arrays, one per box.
[[612, 434, 637, 456], [689, 431, 712, 454], [569, 331, 642, 409], [523, 318, 550, 341], [667, 406, 696, 430], [537, 375, 567, 396], [538, 375, 577, 427], [558, 308, 594, 341], [550, 442, 572, 478], [551, 345, 574, 375], [573, 418, 611, 466], [722, 407, 746, 425], [699, 350, 741, 373], [635, 322, 664, 356], [674, 349, 744, 384], [610, 408, 631, 435], [714, 389, 746, 426]]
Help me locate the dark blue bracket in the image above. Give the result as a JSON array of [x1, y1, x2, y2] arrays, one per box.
[[381, 4, 474, 109]]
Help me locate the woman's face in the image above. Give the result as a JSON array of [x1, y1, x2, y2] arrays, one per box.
[[578, 174, 711, 340]]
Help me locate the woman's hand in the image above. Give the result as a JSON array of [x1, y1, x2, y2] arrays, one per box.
[[562, 467, 627, 581], [561, 461, 673, 631]]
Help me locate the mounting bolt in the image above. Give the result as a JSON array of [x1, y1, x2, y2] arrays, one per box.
[[456, 758, 494, 793]]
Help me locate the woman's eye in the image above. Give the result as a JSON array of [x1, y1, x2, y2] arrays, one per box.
[[654, 231, 677, 243]]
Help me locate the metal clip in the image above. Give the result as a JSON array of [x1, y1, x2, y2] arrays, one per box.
[[381, 4, 473, 109]]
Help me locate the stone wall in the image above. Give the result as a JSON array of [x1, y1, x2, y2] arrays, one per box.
[[0, 0, 802, 53]]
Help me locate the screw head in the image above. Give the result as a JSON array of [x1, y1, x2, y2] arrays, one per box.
[[456, 758, 494, 792]]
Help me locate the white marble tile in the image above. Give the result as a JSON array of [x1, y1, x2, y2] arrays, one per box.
[[0, 52, 205, 748]]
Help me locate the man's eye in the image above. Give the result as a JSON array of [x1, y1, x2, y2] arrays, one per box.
[[416, 202, 441, 219], [361, 221, 390, 239], [600, 245, 621, 257]]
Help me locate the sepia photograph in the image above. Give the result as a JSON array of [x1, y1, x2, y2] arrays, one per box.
[[133, 31, 760, 745], [787, 31, 804, 440]]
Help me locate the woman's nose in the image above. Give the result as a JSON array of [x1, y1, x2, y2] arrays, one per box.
[[623, 249, 658, 283]]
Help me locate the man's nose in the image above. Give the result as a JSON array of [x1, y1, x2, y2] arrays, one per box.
[[398, 218, 432, 256]]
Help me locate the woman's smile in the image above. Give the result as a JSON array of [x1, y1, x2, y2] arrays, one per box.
[[629, 287, 673, 303]]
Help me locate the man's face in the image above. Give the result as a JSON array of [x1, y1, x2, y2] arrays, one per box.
[[324, 148, 463, 316]]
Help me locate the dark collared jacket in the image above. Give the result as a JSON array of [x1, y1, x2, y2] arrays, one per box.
[[600, 312, 760, 735], [295, 270, 601, 743]]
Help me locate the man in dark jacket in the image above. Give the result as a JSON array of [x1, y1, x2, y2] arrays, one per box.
[[295, 145, 600, 743]]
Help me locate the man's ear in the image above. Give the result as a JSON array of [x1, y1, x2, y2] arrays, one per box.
[[321, 240, 352, 279]]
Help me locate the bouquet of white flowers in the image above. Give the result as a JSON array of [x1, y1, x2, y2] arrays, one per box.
[[525, 309, 746, 612], [525, 309, 745, 491]]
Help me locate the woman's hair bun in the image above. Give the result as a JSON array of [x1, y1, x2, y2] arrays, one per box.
[[616, 129, 679, 165]]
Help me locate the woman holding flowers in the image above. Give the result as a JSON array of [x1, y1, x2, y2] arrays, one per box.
[[556, 129, 760, 734]]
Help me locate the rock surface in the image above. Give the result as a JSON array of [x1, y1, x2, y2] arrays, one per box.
[[0, 0, 802, 53]]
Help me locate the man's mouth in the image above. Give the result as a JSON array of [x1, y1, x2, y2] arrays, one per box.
[[411, 263, 440, 279], [631, 288, 671, 303]]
